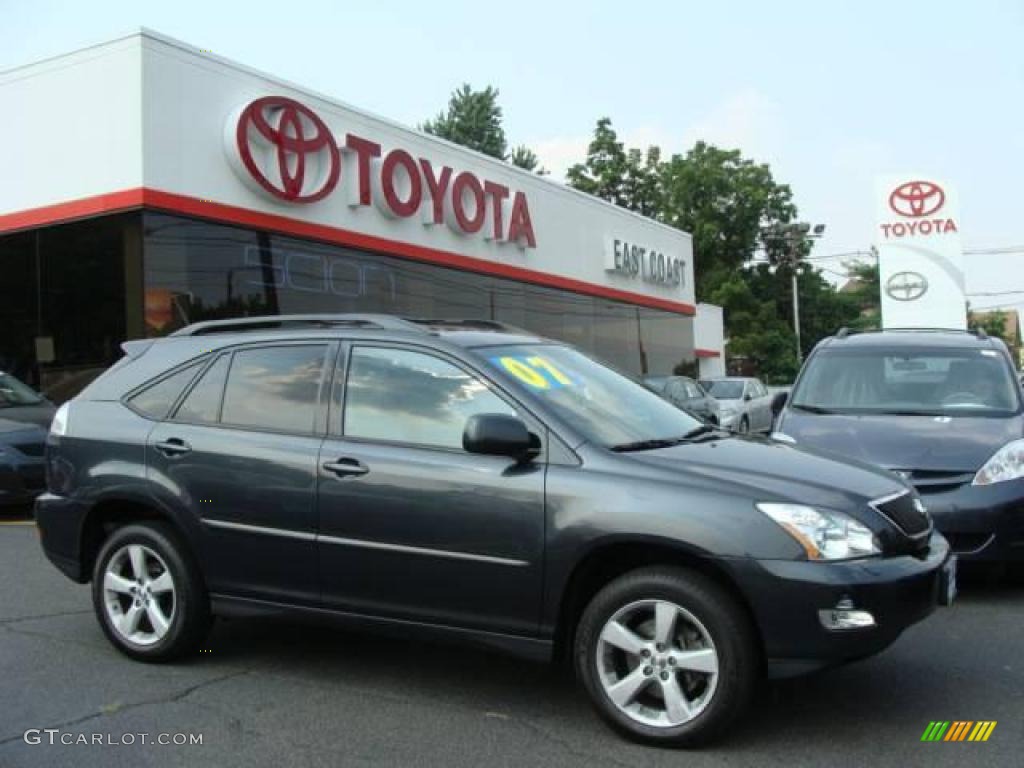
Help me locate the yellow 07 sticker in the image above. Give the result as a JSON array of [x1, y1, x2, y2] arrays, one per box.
[[493, 355, 574, 390]]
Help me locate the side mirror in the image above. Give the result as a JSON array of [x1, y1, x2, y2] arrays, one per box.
[[463, 413, 539, 461], [743, 392, 752, 402], [771, 390, 789, 416]]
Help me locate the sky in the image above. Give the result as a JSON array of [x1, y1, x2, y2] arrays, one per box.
[[3, 0, 1023, 320]]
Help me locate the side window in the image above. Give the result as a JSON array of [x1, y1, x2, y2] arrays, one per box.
[[174, 354, 230, 424], [128, 361, 204, 419], [664, 380, 686, 399], [343, 346, 516, 450], [220, 345, 328, 433]]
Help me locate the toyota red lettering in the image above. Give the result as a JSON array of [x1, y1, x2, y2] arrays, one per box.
[[228, 96, 537, 249]]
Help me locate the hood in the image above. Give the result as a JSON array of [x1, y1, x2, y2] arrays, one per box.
[[623, 434, 906, 515], [0, 417, 46, 441], [778, 409, 1023, 472], [0, 401, 56, 430]]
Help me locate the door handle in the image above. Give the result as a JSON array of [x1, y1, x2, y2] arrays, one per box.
[[155, 438, 192, 458], [322, 457, 369, 477]]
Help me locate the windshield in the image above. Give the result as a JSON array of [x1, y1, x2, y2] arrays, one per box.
[[702, 380, 744, 400], [478, 344, 702, 447], [791, 346, 1021, 416], [0, 372, 43, 407]]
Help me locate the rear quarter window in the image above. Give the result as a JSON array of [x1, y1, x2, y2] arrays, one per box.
[[127, 361, 205, 419]]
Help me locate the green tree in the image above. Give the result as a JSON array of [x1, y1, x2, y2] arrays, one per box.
[[424, 85, 546, 174], [969, 309, 1011, 343], [841, 260, 881, 330], [508, 145, 547, 175], [423, 84, 507, 159], [658, 142, 797, 301], [566, 118, 629, 206]]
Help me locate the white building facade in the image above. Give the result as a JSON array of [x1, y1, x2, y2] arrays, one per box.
[[0, 30, 721, 401]]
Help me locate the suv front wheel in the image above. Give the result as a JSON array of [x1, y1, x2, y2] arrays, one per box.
[[574, 566, 758, 747], [91, 521, 211, 661]]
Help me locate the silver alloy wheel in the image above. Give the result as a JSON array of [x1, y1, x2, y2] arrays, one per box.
[[596, 599, 719, 728], [102, 544, 176, 647]]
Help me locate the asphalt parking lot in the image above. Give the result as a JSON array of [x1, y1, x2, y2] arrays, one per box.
[[1, 520, 1021, 768]]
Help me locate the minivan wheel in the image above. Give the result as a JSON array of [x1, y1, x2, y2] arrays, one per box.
[[92, 522, 210, 662], [574, 567, 757, 747]]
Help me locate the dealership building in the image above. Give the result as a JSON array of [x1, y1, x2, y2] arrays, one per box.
[[0, 30, 723, 403]]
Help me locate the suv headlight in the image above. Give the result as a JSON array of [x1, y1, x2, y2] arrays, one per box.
[[973, 439, 1024, 486], [756, 503, 880, 560]]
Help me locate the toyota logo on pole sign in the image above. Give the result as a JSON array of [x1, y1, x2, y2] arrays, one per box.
[[225, 96, 537, 249], [879, 179, 957, 240], [885, 271, 929, 302], [888, 181, 945, 218]]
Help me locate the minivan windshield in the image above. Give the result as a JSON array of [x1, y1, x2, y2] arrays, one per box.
[[478, 344, 703, 448], [0, 372, 44, 407], [790, 345, 1021, 416]]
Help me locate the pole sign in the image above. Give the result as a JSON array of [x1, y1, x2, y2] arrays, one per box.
[[874, 175, 966, 330]]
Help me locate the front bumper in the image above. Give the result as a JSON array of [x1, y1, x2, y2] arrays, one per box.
[[725, 533, 951, 677], [917, 477, 1024, 561]]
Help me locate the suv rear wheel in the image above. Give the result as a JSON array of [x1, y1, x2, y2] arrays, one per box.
[[91, 522, 210, 661], [574, 566, 757, 747]]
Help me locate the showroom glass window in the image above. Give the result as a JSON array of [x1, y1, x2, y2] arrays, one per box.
[[343, 346, 515, 449], [141, 212, 697, 378]]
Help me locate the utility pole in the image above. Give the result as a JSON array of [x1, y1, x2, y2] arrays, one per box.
[[760, 222, 826, 366]]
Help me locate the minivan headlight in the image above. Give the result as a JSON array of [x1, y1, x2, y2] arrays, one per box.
[[756, 503, 880, 560], [973, 439, 1024, 486]]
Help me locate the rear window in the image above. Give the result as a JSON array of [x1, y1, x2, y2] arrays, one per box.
[[174, 355, 230, 424], [127, 361, 204, 419], [791, 345, 1021, 416], [703, 380, 744, 399]]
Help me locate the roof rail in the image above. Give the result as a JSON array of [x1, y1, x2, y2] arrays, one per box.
[[403, 317, 528, 334], [832, 327, 990, 340], [169, 314, 420, 337]]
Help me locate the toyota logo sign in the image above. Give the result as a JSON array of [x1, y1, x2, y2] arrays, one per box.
[[888, 181, 945, 218], [231, 96, 341, 203], [885, 271, 929, 302]]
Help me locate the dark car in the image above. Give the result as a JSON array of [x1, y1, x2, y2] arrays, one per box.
[[0, 372, 53, 509], [35, 315, 953, 747], [0, 370, 57, 428], [644, 375, 718, 424], [773, 328, 1024, 563]]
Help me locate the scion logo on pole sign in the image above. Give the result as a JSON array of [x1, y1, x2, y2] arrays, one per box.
[[226, 96, 537, 249], [885, 271, 929, 302], [879, 180, 957, 240]]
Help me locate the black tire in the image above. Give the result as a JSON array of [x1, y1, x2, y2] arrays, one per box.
[[574, 566, 758, 747], [91, 521, 210, 662]]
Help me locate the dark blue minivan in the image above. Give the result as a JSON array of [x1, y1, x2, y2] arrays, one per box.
[[773, 329, 1024, 562]]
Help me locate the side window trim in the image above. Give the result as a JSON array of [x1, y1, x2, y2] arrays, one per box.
[[168, 351, 231, 424], [338, 342, 546, 457], [122, 356, 209, 420]]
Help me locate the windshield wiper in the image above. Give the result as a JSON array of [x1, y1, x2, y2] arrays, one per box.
[[790, 403, 836, 414], [610, 437, 689, 452], [611, 425, 724, 452]]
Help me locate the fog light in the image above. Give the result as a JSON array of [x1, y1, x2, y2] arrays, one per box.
[[818, 598, 876, 630]]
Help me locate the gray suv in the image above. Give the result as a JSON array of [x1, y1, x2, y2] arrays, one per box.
[[35, 315, 954, 747]]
